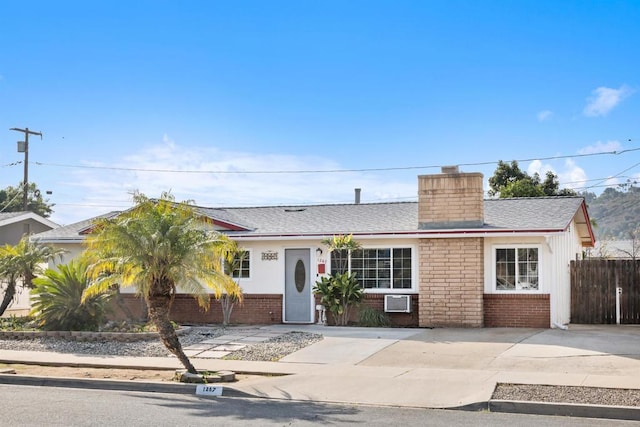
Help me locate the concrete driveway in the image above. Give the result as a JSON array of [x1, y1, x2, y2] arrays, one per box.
[[232, 324, 640, 408], [361, 325, 640, 379]]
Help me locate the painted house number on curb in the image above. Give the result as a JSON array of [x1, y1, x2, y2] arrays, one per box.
[[196, 385, 223, 396]]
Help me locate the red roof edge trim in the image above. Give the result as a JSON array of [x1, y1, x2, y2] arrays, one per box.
[[202, 217, 249, 231]]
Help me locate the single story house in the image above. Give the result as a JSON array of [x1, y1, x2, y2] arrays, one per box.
[[33, 169, 595, 328], [0, 211, 59, 245]]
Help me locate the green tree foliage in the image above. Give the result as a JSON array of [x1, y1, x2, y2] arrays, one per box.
[[0, 235, 66, 316], [583, 186, 640, 239], [0, 183, 54, 217], [30, 260, 112, 331], [488, 160, 576, 198], [83, 191, 236, 374]]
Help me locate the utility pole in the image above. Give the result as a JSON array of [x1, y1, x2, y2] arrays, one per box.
[[9, 127, 43, 211]]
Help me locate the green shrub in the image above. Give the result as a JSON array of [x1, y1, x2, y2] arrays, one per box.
[[0, 315, 36, 331], [313, 272, 363, 326], [30, 260, 113, 331], [358, 306, 391, 327]]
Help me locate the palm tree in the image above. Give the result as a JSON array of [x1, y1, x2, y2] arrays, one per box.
[[0, 235, 66, 316], [219, 247, 245, 326], [83, 192, 236, 374]]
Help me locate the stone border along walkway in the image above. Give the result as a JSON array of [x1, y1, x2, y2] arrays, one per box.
[[182, 327, 287, 359]]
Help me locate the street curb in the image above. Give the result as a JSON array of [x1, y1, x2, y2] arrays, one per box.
[[2, 373, 639, 419], [488, 400, 640, 422], [0, 374, 256, 398]]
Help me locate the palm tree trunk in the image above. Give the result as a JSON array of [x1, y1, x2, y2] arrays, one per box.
[[146, 295, 197, 374], [0, 280, 17, 317], [221, 294, 235, 326]]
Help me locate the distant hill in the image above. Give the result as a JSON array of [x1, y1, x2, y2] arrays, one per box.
[[583, 187, 640, 239]]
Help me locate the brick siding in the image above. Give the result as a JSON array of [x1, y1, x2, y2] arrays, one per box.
[[418, 237, 484, 327], [483, 294, 550, 328], [108, 293, 283, 325], [418, 172, 484, 228], [315, 293, 419, 327]]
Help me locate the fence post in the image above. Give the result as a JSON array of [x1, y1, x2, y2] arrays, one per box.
[[616, 286, 622, 325]]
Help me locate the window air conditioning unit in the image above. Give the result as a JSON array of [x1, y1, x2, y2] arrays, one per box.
[[384, 295, 411, 313]]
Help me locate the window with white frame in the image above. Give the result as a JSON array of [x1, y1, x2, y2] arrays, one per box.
[[226, 250, 251, 279], [495, 247, 539, 291], [330, 247, 413, 290]]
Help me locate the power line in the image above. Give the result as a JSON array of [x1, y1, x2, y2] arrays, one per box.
[[33, 147, 640, 175], [579, 161, 640, 192]]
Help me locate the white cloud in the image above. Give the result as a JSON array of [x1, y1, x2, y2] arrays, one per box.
[[583, 85, 633, 117], [558, 159, 587, 190], [537, 110, 553, 122], [578, 140, 621, 155], [599, 176, 620, 191], [526, 159, 588, 192], [49, 136, 417, 225], [527, 160, 555, 177]]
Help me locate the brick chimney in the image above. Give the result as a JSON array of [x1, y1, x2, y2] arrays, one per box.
[[418, 166, 484, 229]]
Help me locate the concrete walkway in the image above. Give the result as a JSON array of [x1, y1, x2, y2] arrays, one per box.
[[1, 324, 640, 418]]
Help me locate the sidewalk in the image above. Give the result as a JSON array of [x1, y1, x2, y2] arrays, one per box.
[[1, 324, 640, 419]]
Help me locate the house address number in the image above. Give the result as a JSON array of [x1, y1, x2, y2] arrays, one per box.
[[195, 385, 223, 396], [261, 251, 278, 261]]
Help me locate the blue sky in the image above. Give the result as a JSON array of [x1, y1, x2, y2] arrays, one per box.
[[1, 0, 638, 225]]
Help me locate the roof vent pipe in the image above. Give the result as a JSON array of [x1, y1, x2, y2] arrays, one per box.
[[355, 188, 361, 204]]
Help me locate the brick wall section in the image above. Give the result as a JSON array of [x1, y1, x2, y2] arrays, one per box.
[[419, 237, 484, 327], [484, 294, 550, 328], [108, 294, 283, 325], [418, 172, 484, 228]]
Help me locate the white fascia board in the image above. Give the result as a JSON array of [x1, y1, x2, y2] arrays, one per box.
[[0, 212, 60, 229], [29, 237, 85, 244], [227, 230, 568, 241]]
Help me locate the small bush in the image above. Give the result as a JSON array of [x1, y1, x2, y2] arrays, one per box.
[[0, 315, 36, 331], [358, 306, 391, 327], [30, 260, 113, 331]]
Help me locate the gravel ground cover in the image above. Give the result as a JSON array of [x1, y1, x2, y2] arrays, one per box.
[[493, 383, 640, 407], [2, 327, 639, 408], [0, 327, 323, 361]]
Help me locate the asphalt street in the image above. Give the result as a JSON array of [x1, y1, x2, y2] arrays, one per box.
[[2, 384, 636, 427]]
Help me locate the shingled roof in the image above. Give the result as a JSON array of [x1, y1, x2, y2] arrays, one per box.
[[33, 197, 594, 247]]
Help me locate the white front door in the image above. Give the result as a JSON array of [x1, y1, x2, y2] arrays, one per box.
[[284, 249, 313, 323]]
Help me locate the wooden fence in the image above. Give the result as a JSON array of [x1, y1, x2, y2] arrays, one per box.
[[571, 259, 640, 324]]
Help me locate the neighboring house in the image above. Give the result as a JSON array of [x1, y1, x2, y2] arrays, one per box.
[[33, 169, 595, 328], [0, 211, 59, 245], [0, 211, 60, 316]]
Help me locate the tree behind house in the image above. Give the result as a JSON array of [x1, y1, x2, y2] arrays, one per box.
[[0, 183, 54, 217], [488, 160, 576, 198]]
